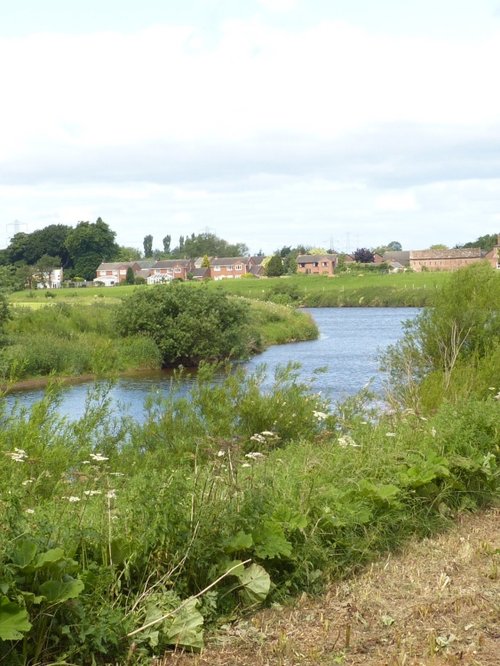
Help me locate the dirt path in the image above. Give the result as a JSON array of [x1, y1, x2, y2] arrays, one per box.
[[162, 509, 499, 665]]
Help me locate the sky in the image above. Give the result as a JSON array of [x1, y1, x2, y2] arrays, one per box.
[[1, 0, 500, 255]]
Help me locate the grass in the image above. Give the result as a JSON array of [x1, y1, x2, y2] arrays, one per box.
[[8, 271, 452, 309]]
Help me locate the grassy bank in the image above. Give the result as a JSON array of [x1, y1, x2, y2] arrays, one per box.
[[1, 265, 498, 664], [8, 271, 453, 309], [0, 297, 317, 383]]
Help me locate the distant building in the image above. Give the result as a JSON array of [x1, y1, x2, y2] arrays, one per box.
[[409, 246, 497, 272], [36, 267, 63, 288], [94, 262, 141, 286], [209, 257, 249, 280], [297, 254, 337, 275]]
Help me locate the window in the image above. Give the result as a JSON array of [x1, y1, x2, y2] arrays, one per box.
[[235, 264, 243, 270], [174, 267, 181, 273], [214, 265, 221, 271]]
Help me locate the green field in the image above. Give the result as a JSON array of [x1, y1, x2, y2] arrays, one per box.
[[9, 271, 452, 308]]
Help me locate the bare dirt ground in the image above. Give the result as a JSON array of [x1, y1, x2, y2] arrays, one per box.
[[160, 508, 499, 666]]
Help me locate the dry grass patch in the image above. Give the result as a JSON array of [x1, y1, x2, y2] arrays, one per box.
[[159, 509, 499, 666]]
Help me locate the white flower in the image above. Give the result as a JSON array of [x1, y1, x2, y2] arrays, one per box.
[[106, 490, 117, 499], [250, 434, 266, 443], [260, 431, 276, 437], [241, 463, 252, 468], [25, 508, 35, 514], [313, 411, 328, 421], [419, 416, 428, 421], [109, 472, 125, 477], [385, 432, 396, 437], [217, 450, 225, 457], [83, 490, 102, 496], [81, 460, 90, 465], [67, 496, 81, 503], [90, 453, 108, 462], [488, 387, 496, 391], [338, 435, 360, 448], [7, 448, 27, 462], [22, 479, 34, 486], [245, 452, 265, 460]]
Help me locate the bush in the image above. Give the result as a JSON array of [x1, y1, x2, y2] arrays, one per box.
[[116, 284, 252, 367]]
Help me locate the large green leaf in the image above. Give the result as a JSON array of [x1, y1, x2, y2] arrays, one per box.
[[38, 578, 84, 603], [253, 522, 292, 559], [11, 540, 37, 569], [237, 564, 271, 604], [166, 598, 204, 650], [0, 597, 32, 640], [34, 548, 65, 569], [224, 531, 253, 553]]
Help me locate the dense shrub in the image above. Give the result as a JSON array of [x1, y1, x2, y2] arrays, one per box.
[[116, 284, 252, 367]]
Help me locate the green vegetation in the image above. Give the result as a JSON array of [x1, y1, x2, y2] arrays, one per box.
[[0, 293, 317, 383], [0, 264, 498, 664]]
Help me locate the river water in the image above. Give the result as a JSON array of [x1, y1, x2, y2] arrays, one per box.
[[6, 307, 419, 421]]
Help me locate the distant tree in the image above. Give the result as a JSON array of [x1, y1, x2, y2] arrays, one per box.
[[65, 218, 118, 281], [266, 254, 285, 277], [116, 246, 142, 261], [125, 266, 135, 285], [170, 232, 248, 259], [461, 233, 498, 252], [429, 244, 448, 250], [387, 241, 402, 251], [201, 254, 211, 268], [143, 235, 153, 258], [353, 248, 375, 263], [15, 264, 36, 290], [179, 236, 185, 253], [163, 235, 171, 254], [283, 254, 297, 274], [7, 226, 72, 267], [33, 254, 61, 287], [307, 247, 328, 255]]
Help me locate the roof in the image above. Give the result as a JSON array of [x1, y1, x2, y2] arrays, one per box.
[[155, 259, 193, 268], [383, 251, 410, 266], [136, 259, 156, 269], [297, 254, 337, 263], [210, 257, 248, 266], [96, 262, 140, 271], [410, 248, 484, 260]]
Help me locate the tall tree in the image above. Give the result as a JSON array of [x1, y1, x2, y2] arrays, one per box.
[[461, 233, 498, 252], [65, 218, 118, 280], [143, 235, 153, 258], [162, 235, 171, 254], [266, 254, 284, 277], [353, 248, 375, 263]]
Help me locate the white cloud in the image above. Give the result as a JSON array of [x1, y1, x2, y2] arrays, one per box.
[[257, 0, 299, 12], [375, 191, 418, 212]]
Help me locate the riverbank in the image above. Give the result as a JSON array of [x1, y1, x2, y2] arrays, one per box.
[[168, 508, 499, 665], [0, 297, 318, 386]]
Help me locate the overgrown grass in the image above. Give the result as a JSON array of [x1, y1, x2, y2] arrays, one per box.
[[0, 298, 318, 383], [0, 364, 498, 664]]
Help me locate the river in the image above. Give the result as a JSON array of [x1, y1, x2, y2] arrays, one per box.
[[5, 307, 419, 421]]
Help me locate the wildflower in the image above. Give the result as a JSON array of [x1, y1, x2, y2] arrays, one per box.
[[67, 496, 81, 503], [431, 427, 437, 438], [7, 448, 27, 462], [90, 453, 108, 462], [106, 490, 117, 500], [109, 472, 125, 477], [241, 463, 252, 468], [217, 450, 225, 457], [22, 479, 34, 486], [260, 431, 276, 437], [83, 490, 102, 496], [81, 460, 90, 465], [25, 508, 35, 514], [488, 387, 496, 391], [385, 432, 396, 437], [338, 435, 360, 448], [250, 434, 266, 444], [245, 452, 265, 460], [419, 416, 428, 421], [313, 411, 328, 421]]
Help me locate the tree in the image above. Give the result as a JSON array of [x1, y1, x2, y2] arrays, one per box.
[[65, 218, 118, 281], [429, 244, 448, 250], [116, 246, 142, 261], [201, 254, 210, 268], [461, 233, 498, 252], [7, 226, 72, 267], [116, 285, 251, 367], [163, 235, 171, 254], [33, 254, 61, 288], [125, 267, 135, 285], [169, 232, 248, 259], [387, 241, 402, 251], [143, 235, 153, 258], [266, 254, 284, 277], [353, 248, 375, 263]]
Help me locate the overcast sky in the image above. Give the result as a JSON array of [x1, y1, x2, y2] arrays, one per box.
[[1, 0, 499, 254]]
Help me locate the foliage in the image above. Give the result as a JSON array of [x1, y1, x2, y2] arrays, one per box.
[[116, 285, 252, 367], [143, 234, 153, 258], [461, 233, 498, 252], [383, 263, 500, 408], [169, 232, 248, 259], [125, 266, 135, 285], [65, 218, 118, 280], [353, 248, 375, 263], [6, 225, 72, 267], [265, 254, 285, 277]]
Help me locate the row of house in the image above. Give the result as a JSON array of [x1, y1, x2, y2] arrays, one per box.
[[296, 240, 500, 275], [94, 256, 265, 286]]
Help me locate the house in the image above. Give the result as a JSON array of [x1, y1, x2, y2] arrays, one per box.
[[383, 251, 410, 267], [147, 259, 194, 283], [36, 267, 63, 289], [297, 254, 337, 275], [94, 262, 142, 286], [209, 257, 249, 280], [409, 248, 489, 272]]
